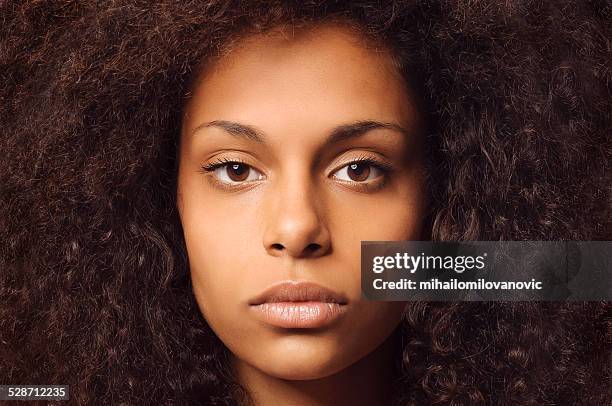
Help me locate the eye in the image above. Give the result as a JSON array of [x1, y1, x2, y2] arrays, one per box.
[[203, 160, 264, 184], [332, 160, 386, 182]]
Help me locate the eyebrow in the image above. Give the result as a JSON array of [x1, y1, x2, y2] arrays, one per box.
[[192, 119, 409, 144]]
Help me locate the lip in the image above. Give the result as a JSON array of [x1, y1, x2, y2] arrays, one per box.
[[248, 281, 348, 329]]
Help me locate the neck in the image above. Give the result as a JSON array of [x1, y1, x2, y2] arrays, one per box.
[[233, 331, 400, 406]]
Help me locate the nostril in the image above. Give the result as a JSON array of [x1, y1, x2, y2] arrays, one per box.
[[267, 242, 326, 257], [304, 243, 321, 254]]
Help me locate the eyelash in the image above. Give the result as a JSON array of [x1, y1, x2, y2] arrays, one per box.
[[200, 155, 393, 191], [344, 155, 393, 173], [201, 157, 248, 172], [333, 155, 392, 192]]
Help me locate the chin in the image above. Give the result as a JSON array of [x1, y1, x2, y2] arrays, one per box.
[[259, 361, 346, 381], [248, 337, 351, 380]]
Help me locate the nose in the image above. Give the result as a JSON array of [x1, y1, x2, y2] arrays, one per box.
[[263, 177, 331, 259]]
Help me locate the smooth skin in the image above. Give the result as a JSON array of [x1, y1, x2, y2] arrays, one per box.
[[177, 23, 425, 406]]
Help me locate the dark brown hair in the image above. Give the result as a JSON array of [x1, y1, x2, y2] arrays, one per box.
[[1, 1, 610, 404]]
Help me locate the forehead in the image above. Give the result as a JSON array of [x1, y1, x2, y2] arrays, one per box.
[[182, 23, 418, 141]]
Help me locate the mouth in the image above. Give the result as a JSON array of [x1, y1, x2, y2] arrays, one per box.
[[248, 281, 349, 329]]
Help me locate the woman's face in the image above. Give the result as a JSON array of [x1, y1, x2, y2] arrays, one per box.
[[177, 24, 424, 380]]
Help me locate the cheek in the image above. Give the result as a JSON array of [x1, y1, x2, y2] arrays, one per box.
[[328, 188, 422, 301], [183, 213, 261, 349], [330, 187, 423, 264], [178, 183, 262, 334]]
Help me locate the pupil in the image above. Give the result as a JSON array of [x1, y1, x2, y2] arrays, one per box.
[[348, 163, 370, 181], [228, 163, 249, 181]]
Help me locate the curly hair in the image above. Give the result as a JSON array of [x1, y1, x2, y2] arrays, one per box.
[[1, 1, 610, 404]]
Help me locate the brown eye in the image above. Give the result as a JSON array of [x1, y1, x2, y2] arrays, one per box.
[[208, 161, 264, 184], [227, 163, 249, 181], [332, 161, 384, 183], [347, 163, 370, 181]]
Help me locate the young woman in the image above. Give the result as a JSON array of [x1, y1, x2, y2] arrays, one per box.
[[1, 1, 610, 405]]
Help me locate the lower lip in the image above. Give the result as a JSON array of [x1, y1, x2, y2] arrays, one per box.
[[250, 302, 347, 328]]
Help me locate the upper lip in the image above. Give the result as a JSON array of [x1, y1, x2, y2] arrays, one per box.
[[248, 281, 348, 306]]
